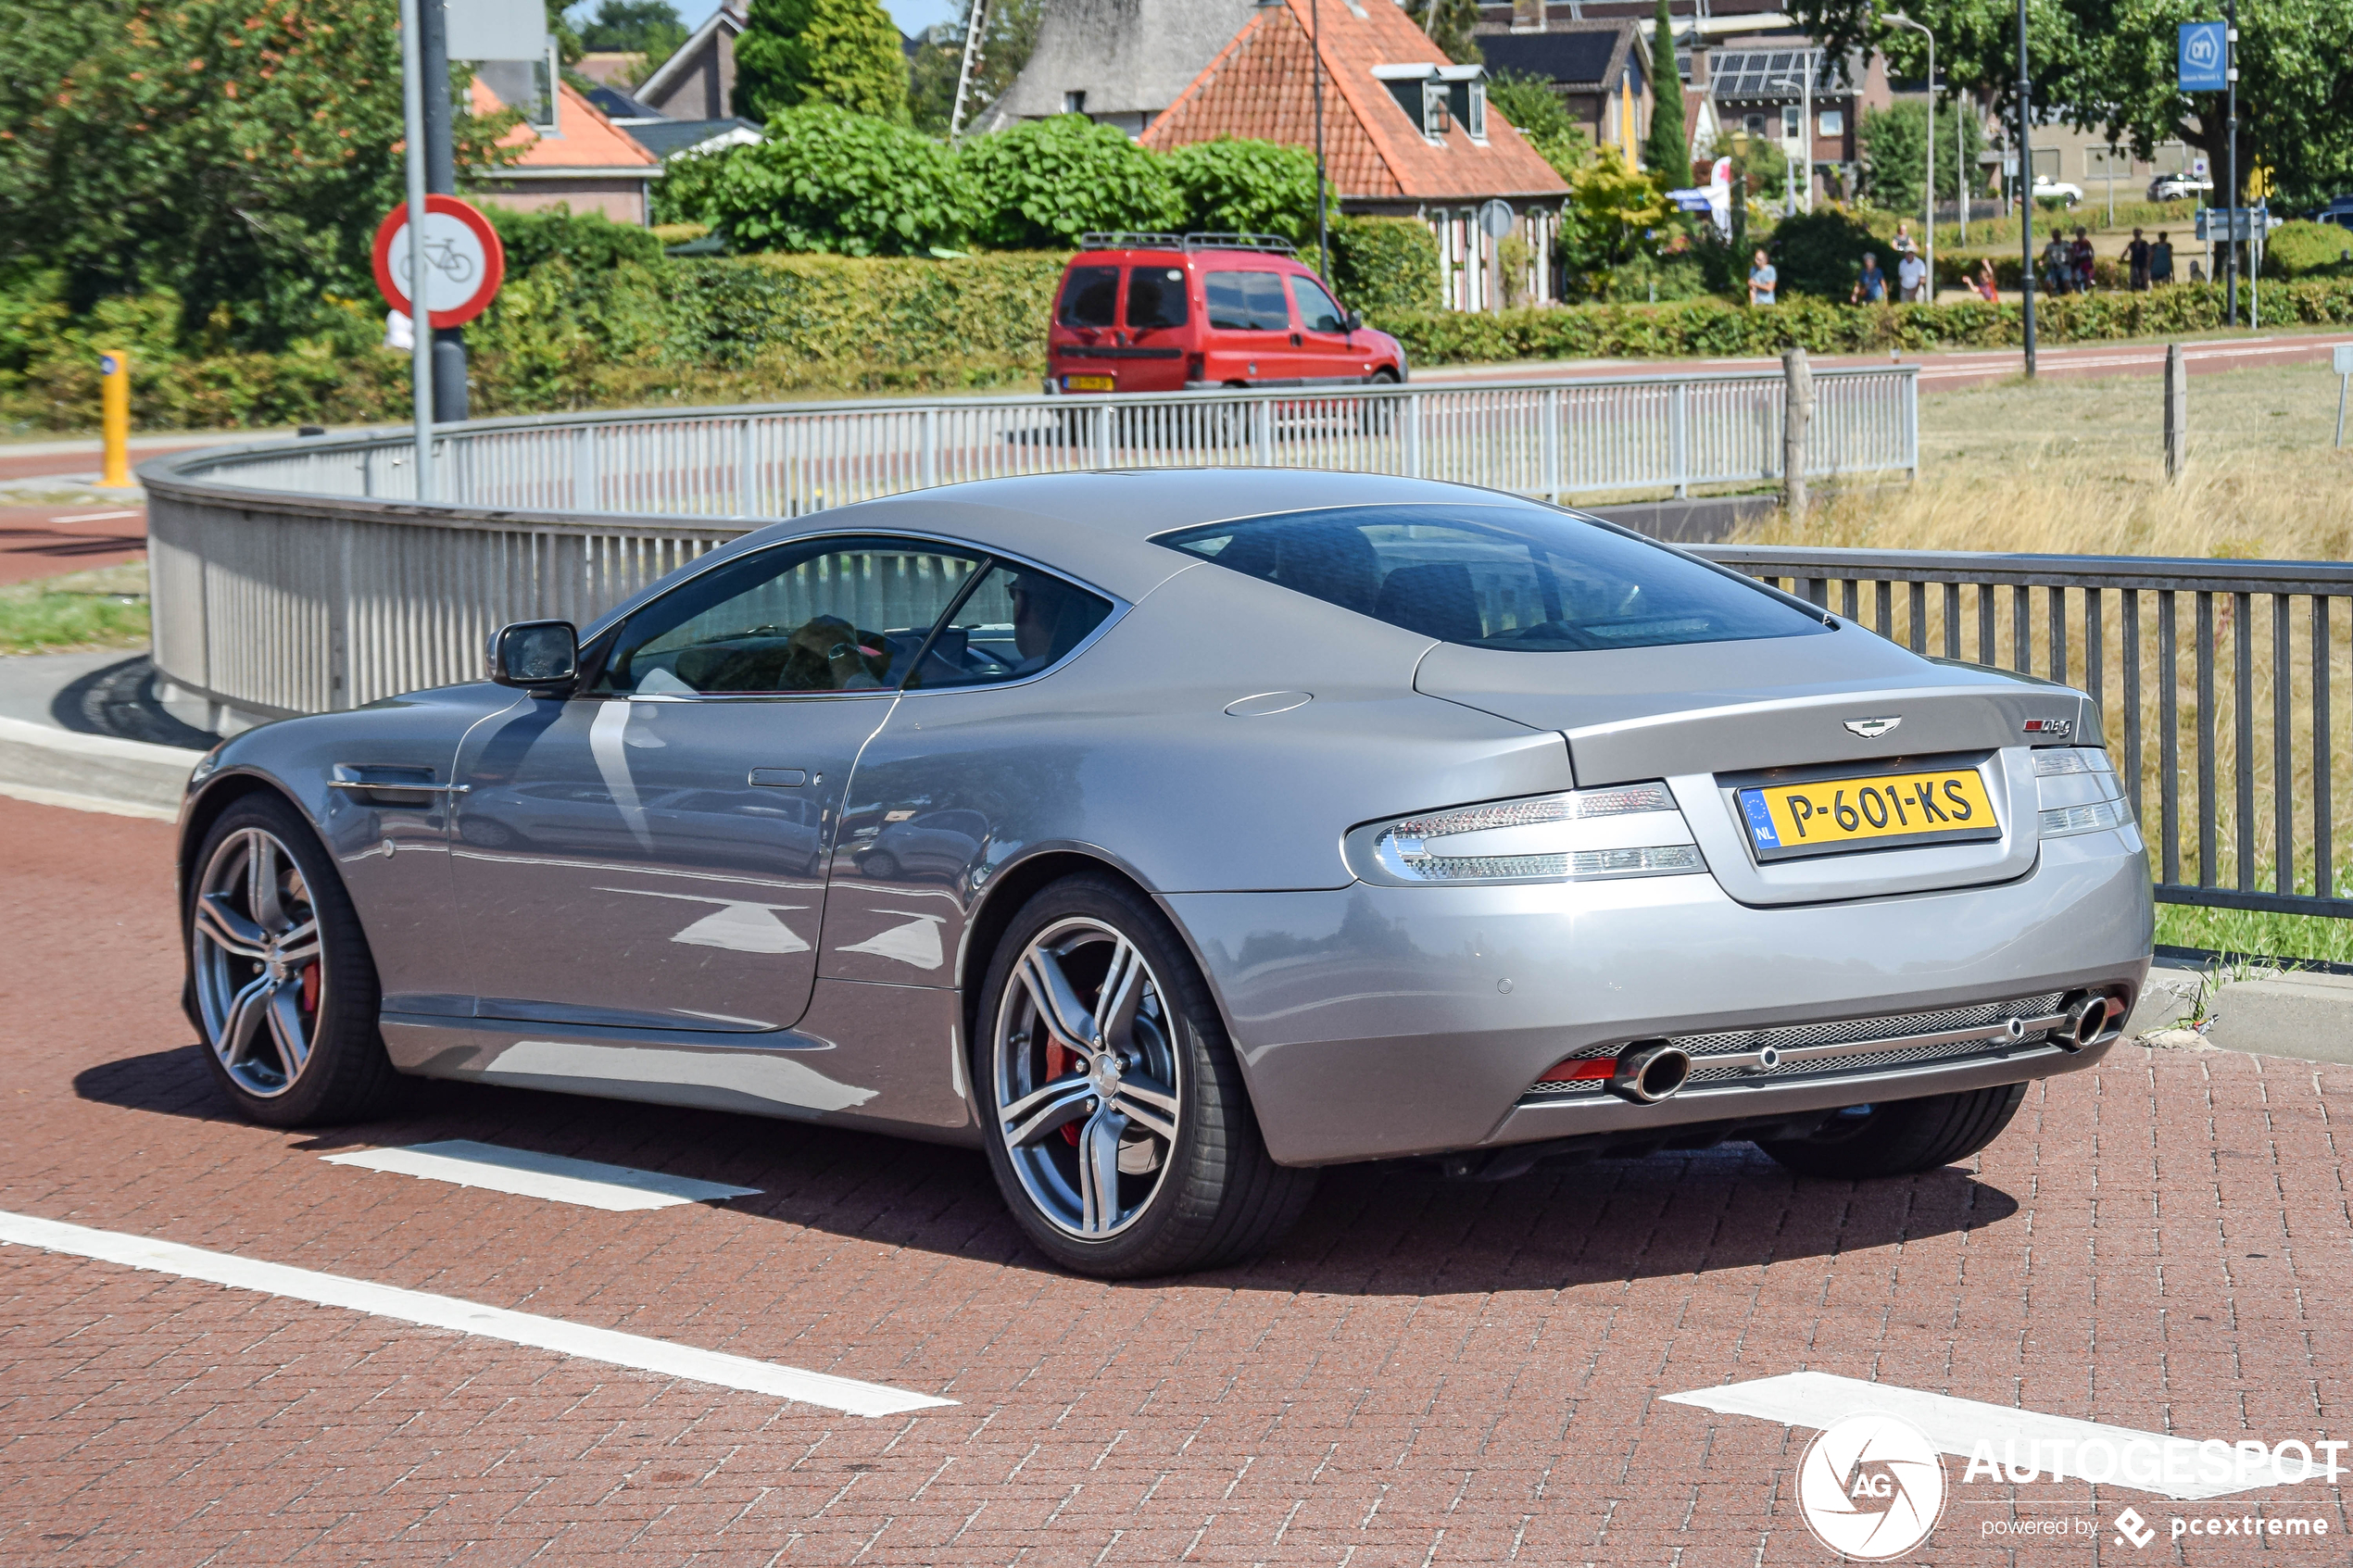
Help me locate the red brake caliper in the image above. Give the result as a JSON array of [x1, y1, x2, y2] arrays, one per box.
[[301, 958, 321, 1015]]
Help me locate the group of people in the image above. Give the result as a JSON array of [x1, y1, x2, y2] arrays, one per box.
[[2041, 227, 2181, 295], [1743, 220, 2195, 308]]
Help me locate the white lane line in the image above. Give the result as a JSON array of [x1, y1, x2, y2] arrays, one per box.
[[48, 508, 143, 521], [1663, 1373, 2322, 1499], [321, 1139, 761, 1211], [0, 1210, 951, 1417]]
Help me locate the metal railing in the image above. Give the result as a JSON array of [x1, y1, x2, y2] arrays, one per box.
[[1712, 546, 2353, 921], [191, 368, 1918, 515]]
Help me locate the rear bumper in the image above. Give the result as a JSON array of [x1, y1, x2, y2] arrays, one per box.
[[1165, 830, 2153, 1166]]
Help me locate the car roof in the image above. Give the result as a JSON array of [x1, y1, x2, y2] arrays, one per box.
[[727, 471, 1554, 606]]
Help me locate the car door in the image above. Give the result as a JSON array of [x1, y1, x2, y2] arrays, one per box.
[[1202, 266, 1302, 383], [1286, 272, 1369, 385], [448, 534, 987, 1034]]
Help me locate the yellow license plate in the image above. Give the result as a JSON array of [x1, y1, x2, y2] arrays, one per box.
[[1064, 374, 1114, 392], [1735, 768, 1999, 861]]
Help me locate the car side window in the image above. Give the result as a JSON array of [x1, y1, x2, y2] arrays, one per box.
[[1126, 266, 1189, 329], [594, 537, 984, 696], [1289, 275, 1347, 332], [1203, 270, 1291, 332], [905, 561, 1114, 690], [1057, 266, 1120, 328]]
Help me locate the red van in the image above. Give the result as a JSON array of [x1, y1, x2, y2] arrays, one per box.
[[1045, 232, 1407, 396]]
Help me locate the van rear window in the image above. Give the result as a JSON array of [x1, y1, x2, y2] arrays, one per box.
[[1058, 267, 1119, 328], [1126, 268, 1189, 329]]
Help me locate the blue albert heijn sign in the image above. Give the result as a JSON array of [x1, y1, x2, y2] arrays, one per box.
[[2179, 21, 2227, 91]]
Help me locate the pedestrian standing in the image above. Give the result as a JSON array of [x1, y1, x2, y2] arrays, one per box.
[[1973, 257, 2000, 301], [2043, 233, 2072, 295], [2151, 232, 2176, 285], [2070, 228, 2097, 294], [1897, 248, 1929, 303], [1852, 252, 1887, 304], [1749, 248, 1779, 306], [1892, 220, 1919, 258], [2127, 227, 2152, 291]]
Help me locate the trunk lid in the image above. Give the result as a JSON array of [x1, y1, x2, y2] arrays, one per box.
[[1415, 627, 2098, 905]]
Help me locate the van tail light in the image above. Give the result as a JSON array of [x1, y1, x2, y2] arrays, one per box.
[[1186, 353, 1204, 382]]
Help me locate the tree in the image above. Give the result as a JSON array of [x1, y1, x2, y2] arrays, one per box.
[[0, 0, 510, 344], [710, 104, 970, 254], [1642, 0, 1688, 179], [1400, 0, 1481, 64], [736, 0, 910, 125], [1487, 70, 1594, 180], [1163, 139, 1325, 243], [908, 0, 1043, 135], [579, 0, 688, 73], [957, 115, 1183, 250], [1559, 148, 1674, 282], [1786, 0, 2353, 209]]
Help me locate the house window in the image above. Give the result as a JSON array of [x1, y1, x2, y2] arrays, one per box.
[[1063, 91, 1086, 116], [1423, 81, 1452, 138], [1467, 81, 1488, 140], [1780, 106, 1800, 144], [1817, 108, 1843, 136]]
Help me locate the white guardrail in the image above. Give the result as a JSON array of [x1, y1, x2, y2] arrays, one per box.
[[143, 370, 1918, 724]]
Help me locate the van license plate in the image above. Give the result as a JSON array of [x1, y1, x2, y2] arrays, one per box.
[[1736, 769, 1999, 861], [1063, 374, 1114, 392]]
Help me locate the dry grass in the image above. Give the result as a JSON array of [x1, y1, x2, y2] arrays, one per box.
[[1741, 362, 2353, 561], [1731, 363, 2353, 960]]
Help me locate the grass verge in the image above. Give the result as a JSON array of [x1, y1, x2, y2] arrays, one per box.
[[0, 562, 150, 654]]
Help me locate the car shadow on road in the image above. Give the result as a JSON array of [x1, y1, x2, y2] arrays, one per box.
[[78, 1044, 2020, 1296]]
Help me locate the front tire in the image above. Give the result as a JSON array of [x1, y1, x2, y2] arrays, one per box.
[[974, 874, 1315, 1277], [188, 795, 401, 1127], [1755, 1084, 2028, 1179]]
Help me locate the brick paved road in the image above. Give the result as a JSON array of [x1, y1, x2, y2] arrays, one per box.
[[4, 791, 2349, 1564]]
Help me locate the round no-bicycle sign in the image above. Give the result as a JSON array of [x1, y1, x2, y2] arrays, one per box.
[[371, 194, 506, 328]]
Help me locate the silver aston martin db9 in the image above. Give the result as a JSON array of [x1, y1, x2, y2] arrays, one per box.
[[178, 471, 2153, 1276]]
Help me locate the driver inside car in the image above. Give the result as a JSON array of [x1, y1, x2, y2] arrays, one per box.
[[1008, 571, 1092, 674], [782, 614, 892, 690]]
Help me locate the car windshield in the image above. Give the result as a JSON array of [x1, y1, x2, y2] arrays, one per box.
[[1160, 503, 1831, 652]]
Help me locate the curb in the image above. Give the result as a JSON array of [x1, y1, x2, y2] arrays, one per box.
[[2132, 960, 2353, 1068], [0, 715, 192, 821]]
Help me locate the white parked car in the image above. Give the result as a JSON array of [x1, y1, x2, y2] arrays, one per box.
[[2150, 173, 2212, 202], [2032, 176, 2084, 207]]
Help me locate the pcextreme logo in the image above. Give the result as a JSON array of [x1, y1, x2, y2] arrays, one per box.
[[1795, 1413, 1948, 1560]]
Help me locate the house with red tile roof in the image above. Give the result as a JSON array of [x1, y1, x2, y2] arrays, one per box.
[[468, 78, 661, 226], [1138, 0, 1571, 311]]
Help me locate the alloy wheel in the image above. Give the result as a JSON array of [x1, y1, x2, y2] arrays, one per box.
[[192, 826, 323, 1098], [992, 917, 1183, 1239]]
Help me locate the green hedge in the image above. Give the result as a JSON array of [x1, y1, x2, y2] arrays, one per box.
[[12, 258, 2353, 433], [1373, 280, 2353, 364]]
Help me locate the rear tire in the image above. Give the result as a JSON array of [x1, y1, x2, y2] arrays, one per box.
[[187, 795, 401, 1128], [973, 873, 1315, 1277], [1755, 1084, 2028, 1179], [1357, 369, 1401, 433]]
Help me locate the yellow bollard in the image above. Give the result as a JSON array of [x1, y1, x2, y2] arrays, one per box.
[[98, 349, 131, 488]]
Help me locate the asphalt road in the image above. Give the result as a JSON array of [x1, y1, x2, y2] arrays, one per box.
[[4, 791, 2350, 1562]]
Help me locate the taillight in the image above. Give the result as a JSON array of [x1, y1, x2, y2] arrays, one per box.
[[1344, 784, 1705, 886], [2032, 746, 2133, 837]]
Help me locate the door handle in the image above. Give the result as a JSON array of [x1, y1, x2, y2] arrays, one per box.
[[1290, 332, 1302, 346], [749, 768, 808, 787]]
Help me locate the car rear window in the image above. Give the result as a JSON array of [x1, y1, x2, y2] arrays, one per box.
[[1126, 266, 1189, 328], [1203, 270, 1290, 332], [1058, 266, 1120, 327], [1160, 503, 1832, 652]]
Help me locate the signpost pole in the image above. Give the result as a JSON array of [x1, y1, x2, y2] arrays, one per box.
[[2225, 0, 2238, 327], [418, 0, 467, 423], [1313, 0, 1329, 289], [397, 0, 434, 499], [2015, 0, 2035, 378]]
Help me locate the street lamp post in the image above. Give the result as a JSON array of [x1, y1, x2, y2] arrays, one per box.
[[1314, 0, 1330, 287], [2015, 0, 2035, 377], [2225, 0, 2239, 326], [396, 0, 434, 495], [1884, 12, 1933, 296]]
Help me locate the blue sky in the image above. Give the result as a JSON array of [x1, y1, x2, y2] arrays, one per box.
[[666, 0, 958, 34]]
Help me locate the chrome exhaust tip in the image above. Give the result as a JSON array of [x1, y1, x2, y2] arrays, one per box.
[[2056, 992, 2114, 1052], [1611, 1040, 1692, 1104]]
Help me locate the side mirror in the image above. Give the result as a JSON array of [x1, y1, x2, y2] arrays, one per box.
[[489, 621, 578, 691], [1343, 309, 1365, 332]]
